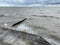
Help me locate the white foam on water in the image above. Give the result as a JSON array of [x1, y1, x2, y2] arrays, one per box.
[[44, 37, 60, 45], [3, 23, 8, 27], [16, 24, 38, 34], [16, 24, 29, 30]]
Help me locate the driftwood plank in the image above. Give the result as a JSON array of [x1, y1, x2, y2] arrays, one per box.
[[0, 26, 51, 45], [12, 18, 27, 27]]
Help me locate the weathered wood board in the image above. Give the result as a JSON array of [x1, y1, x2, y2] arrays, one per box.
[[0, 26, 51, 45]]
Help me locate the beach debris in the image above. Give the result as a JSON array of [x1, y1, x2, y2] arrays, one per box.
[[12, 18, 27, 27], [0, 26, 51, 45]]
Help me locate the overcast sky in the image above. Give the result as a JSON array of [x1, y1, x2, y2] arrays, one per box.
[[0, 0, 60, 6]]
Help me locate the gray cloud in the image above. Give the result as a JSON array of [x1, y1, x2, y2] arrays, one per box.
[[0, 0, 60, 6]]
